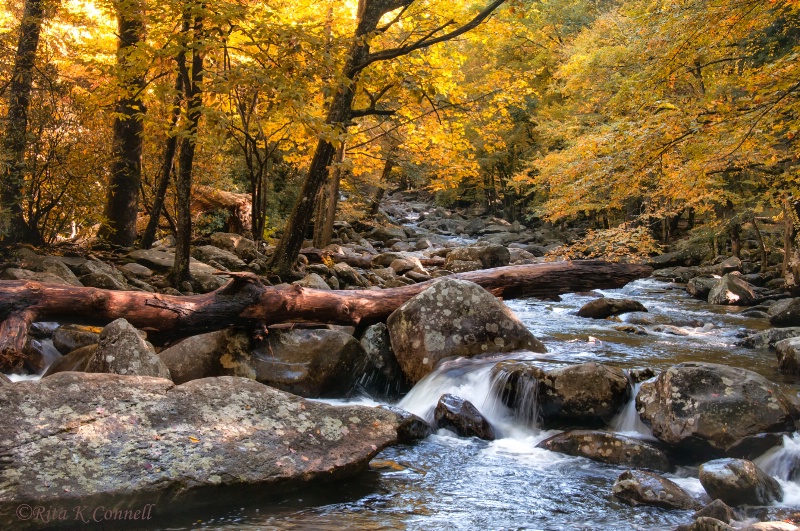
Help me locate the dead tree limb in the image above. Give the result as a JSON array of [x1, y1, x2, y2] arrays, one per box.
[[0, 260, 651, 370]]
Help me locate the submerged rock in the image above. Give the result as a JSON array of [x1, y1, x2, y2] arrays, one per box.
[[537, 430, 671, 471], [387, 278, 545, 384], [576, 298, 647, 319], [637, 363, 797, 457], [612, 469, 702, 510], [0, 373, 400, 524], [699, 458, 783, 506], [433, 394, 496, 440]]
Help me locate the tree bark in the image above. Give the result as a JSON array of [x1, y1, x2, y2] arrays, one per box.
[[0, 0, 45, 244], [170, 12, 204, 287], [98, 0, 146, 246], [313, 141, 345, 248], [0, 260, 651, 371]]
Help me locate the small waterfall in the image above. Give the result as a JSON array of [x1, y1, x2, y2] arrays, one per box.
[[490, 365, 540, 427], [755, 433, 800, 482], [610, 380, 654, 438]]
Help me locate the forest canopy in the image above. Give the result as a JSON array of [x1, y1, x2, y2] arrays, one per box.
[[0, 0, 798, 274]]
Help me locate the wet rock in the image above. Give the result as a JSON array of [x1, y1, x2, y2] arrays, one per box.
[[192, 245, 247, 271], [444, 244, 510, 270], [628, 367, 658, 384], [688, 277, 719, 300], [23, 339, 61, 373], [43, 344, 96, 376], [743, 523, 800, 531], [433, 394, 496, 440], [739, 328, 800, 349], [293, 273, 332, 291], [387, 278, 545, 384], [694, 499, 739, 524], [776, 338, 800, 375], [771, 299, 800, 327], [52, 324, 101, 355], [708, 273, 756, 306], [637, 363, 797, 457], [612, 469, 702, 509], [699, 458, 783, 506], [725, 433, 789, 460], [0, 374, 10, 385], [576, 298, 647, 319], [227, 329, 367, 398], [159, 329, 249, 384], [493, 361, 629, 428], [0, 373, 400, 523], [85, 319, 171, 379], [359, 323, 411, 399], [537, 430, 671, 471], [379, 405, 432, 443]]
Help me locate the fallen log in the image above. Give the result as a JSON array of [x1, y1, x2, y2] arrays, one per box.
[[0, 260, 652, 371]]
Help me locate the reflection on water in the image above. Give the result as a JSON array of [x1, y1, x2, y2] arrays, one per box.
[[105, 279, 800, 529]]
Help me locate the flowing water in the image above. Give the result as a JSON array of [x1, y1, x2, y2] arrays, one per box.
[[146, 278, 800, 530]]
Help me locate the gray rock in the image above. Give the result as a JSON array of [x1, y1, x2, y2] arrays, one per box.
[[332, 262, 364, 287], [209, 232, 257, 259], [52, 324, 101, 355], [688, 277, 719, 300], [0, 374, 10, 385], [128, 249, 217, 275], [612, 469, 702, 509], [192, 245, 247, 271], [369, 226, 407, 243], [708, 273, 756, 306], [40, 257, 83, 286], [85, 319, 171, 379], [119, 262, 154, 278], [576, 298, 648, 319], [387, 278, 545, 384], [434, 394, 496, 440], [776, 337, 800, 375], [379, 405, 432, 443], [293, 273, 332, 291], [79, 271, 129, 290], [445, 244, 510, 270], [389, 258, 417, 274], [687, 517, 736, 531], [0, 373, 400, 523], [444, 259, 482, 273], [739, 328, 800, 349], [493, 361, 629, 428], [771, 299, 800, 327], [75, 260, 127, 284], [159, 329, 249, 384], [637, 363, 797, 457], [2, 267, 73, 285], [537, 430, 671, 471], [693, 499, 739, 524], [699, 458, 783, 506]]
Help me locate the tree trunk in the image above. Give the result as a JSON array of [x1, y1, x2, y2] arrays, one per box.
[[140, 71, 184, 250], [751, 215, 768, 273], [0, 260, 652, 371], [98, 0, 146, 246], [0, 0, 44, 244], [313, 141, 345, 248], [170, 13, 204, 287]]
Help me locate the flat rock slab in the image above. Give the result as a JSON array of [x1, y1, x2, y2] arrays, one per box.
[[128, 249, 217, 275], [0, 373, 399, 524]]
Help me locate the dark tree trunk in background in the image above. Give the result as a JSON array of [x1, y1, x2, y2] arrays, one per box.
[[369, 153, 394, 216], [313, 141, 345, 248], [0, 0, 44, 244], [98, 0, 146, 247], [140, 72, 185, 250], [170, 13, 204, 287]]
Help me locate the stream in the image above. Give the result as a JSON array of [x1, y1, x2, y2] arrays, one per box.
[[147, 278, 800, 530]]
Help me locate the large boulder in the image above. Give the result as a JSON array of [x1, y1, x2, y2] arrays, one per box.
[[612, 469, 702, 510], [537, 430, 671, 471], [223, 329, 368, 398], [708, 273, 756, 306], [493, 361, 629, 428], [359, 323, 411, 399], [739, 328, 800, 349], [775, 337, 800, 375], [434, 394, 496, 440], [387, 278, 545, 384], [687, 277, 719, 301], [576, 298, 647, 319], [159, 329, 250, 384], [699, 458, 783, 506], [0, 373, 400, 524], [128, 249, 217, 275], [85, 319, 171, 380], [444, 244, 510, 270], [770, 299, 800, 327], [209, 232, 257, 259], [192, 245, 247, 271], [636, 363, 798, 457]]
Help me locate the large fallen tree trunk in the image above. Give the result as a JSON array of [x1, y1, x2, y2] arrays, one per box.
[[0, 260, 651, 370]]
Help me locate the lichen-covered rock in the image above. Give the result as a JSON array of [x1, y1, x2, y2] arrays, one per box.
[[444, 244, 510, 270], [637, 363, 797, 457], [708, 273, 756, 306], [612, 469, 702, 510], [576, 298, 648, 319], [493, 361, 629, 428], [387, 278, 545, 384], [776, 338, 800, 375], [159, 329, 249, 384], [225, 329, 367, 398], [85, 319, 171, 380], [359, 323, 411, 399], [192, 245, 247, 271], [699, 458, 783, 506], [433, 394, 496, 440], [537, 430, 671, 471], [0, 373, 400, 525]]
